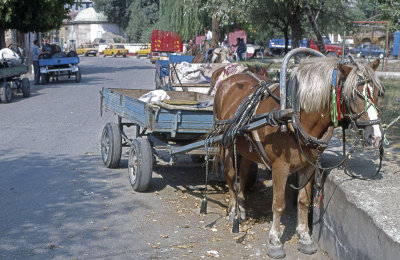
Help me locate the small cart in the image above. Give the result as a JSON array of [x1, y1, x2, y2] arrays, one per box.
[[100, 88, 215, 191], [39, 56, 81, 84], [0, 64, 30, 103]]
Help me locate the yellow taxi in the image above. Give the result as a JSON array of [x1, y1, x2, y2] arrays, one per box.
[[102, 44, 129, 58], [135, 43, 151, 58], [76, 44, 98, 56]]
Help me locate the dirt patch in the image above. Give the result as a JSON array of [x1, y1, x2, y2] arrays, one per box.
[[147, 157, 329, 259]]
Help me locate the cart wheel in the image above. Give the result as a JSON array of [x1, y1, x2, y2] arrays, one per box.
[[40, 74, 47, 84], [75, 68, 82, 83], [245, 162, 258, 191], [21, 78, 30, 97], [128, 138, 153, 192], [101, 123, 122, 168], [0, 82, 12, 103]]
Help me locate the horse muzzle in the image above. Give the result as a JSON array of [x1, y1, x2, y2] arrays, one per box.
[[362, 125, 383, 149]]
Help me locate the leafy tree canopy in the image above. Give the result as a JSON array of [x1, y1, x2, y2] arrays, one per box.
[[0, 0, 74, 48]]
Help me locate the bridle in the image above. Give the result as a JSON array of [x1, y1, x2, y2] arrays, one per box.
[[292, 61, 384, 193]]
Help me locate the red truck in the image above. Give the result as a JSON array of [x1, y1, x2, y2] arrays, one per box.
[[150, 30, 183, 64], [309, 37, 343, 56]]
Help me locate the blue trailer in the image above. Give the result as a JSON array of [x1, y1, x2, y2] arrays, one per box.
[[100, 87, 215, 191], [392, 31, 400, 58], [39, 56, 81, 84]]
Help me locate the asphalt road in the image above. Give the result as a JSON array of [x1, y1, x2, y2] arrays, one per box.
[[0, 56, 328, 259]]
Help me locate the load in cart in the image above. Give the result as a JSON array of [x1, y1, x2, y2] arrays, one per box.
[[39, 44, 81, 84], [0, 44, 30, 103]]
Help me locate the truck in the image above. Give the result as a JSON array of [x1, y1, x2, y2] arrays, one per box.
[[309, 37, 343, 56], [150, 30, 183, 64], [393, 31, 400, 58], [268, 38, 307, 55]]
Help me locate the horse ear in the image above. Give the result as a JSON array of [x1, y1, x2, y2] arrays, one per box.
[[369, 59, 380, 71], [263, 63, 272, 70], [247, 64, 255, 72], [337, 63, 352, 78]]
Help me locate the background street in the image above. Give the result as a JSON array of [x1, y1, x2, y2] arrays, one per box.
[[0, 57, 328, 259]]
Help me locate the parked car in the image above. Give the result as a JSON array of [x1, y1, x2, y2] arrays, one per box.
[[354, 44, 386, 59], [309, 38, 343, 56], [76, 44, 98, 56], [135, 43, 151, 58], [103, 44, 129, 58]]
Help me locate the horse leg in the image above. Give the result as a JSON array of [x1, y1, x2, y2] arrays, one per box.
[[223, 149, 236, 221], [267, 163, 288, 259], [297, 167, 317, 254], [237, 157, 253, 220]]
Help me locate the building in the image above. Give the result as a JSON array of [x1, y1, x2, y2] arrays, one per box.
[[63, 7, 126, 48]]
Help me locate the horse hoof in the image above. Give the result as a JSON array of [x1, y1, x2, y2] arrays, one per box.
[[228, 211, 235, 221], [267, 244, 286, 259], [297, 240, 317, 255]]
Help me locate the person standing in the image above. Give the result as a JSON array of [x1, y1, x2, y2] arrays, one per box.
[[204, 26, 212, 49], [233, 38, 247, 61], [31, 40, 41, 85]]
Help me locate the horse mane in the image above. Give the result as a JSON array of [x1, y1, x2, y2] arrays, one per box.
[[291, 56, 384, 113], [342, 60, 384, 101]]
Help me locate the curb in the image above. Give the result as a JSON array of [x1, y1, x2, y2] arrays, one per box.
[[313, 138, 400, 260]]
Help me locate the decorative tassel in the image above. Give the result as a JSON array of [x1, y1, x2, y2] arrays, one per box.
[[232, 215, 240, 233], [200, 197, 207, 214]]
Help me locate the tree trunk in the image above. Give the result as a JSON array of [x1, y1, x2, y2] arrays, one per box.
[[290, 5, 303, 49], [284, 25, 289, 54], [303, 0, 326, 54], [0, 28, 6, 49], [212, 15, 219, 48]]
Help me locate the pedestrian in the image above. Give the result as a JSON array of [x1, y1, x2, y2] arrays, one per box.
[[63, 42, 68, 52], [184, 39, 195, 55], [204, 26, 212, 49], [31, 40, 41, 85], [233, 38, 247, 61]]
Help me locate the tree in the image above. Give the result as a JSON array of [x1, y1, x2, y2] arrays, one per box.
[[0, 0, 74, 48], [94, 0, 135, 29], [377, 0, 400, 32], [126, 0, 159, 42]]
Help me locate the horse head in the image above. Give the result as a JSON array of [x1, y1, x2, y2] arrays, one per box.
[[247, 63, 272, 78], [337, 59, 384, 148]]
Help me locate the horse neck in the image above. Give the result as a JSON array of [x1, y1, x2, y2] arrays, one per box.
[[299, 107, 332, 139]]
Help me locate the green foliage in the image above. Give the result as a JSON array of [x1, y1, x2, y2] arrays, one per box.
[[94, 0, 135, 29], [0, 0, 74, 32], [377, 1, 400, 32]]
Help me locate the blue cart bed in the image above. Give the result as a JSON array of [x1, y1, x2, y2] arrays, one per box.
[[39, 56, 81, 84], [38, 56, 80, 66], [101, 88, 213, 138]]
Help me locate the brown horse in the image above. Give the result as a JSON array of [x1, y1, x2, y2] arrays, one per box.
[[192, 47, 232, 63], [213, 56, 383, 258], [209, 63, 272, 96]]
